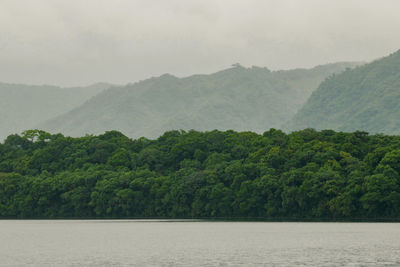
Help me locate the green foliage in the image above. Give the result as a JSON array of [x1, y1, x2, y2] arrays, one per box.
[[287, 50, 400, 134], [1, 129, 400, 220]]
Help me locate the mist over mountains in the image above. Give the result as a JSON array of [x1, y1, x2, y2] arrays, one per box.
[[5, 47, 400, 141], [287, 50, 400, 134], [39, 62, 356, 139], [0, 83, 112, 140]]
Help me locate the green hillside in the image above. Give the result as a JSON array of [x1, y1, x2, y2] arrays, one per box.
[[41, 63, 357, 139], [0, 82, 112, 140], [287, 50, 400, 134]]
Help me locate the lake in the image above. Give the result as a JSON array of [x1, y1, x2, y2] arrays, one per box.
[[0, 220, 399, 266]]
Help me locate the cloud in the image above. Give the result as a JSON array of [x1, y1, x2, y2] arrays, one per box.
[[0, 0, 399, 86]]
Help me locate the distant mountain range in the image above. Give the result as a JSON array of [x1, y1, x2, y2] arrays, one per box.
[[39, 62, 357, 139], [0, 82, 112, 140], [286, 50, 400, 134]]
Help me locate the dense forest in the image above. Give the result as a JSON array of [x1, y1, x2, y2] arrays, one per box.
[[41, 62, 357, 139], [0, 129, 399, 220], [287, 49, 400, 134]]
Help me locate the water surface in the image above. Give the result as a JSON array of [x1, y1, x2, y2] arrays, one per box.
[[0, 220, 399, 266]]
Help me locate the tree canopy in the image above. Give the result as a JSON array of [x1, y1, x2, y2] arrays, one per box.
[[0, 129, 399, 220]]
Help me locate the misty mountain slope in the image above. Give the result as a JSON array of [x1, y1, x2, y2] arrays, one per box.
[[286, 50, 400, 134], [41, 63, 357, 139], [0, 82, 112, 140]]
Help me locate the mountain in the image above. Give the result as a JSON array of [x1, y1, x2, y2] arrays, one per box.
[[41, 63, 357, 139], [287, 50, 400, 134], [0, 82, 112, 140]]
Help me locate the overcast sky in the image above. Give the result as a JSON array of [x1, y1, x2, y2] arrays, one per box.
[[1, 0, 399, 86]]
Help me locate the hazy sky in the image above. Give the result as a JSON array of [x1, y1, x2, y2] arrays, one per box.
[[1, 0, 400, 86]]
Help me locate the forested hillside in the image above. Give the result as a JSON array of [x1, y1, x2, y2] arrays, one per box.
[[287, 50, 400, 134], [1, 129, 399, 220], [41, 63, 357, 139], [0, 82, 112, 140]]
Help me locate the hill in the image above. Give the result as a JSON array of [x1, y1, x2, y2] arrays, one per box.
[[287, 50, 400, 134], [41, 63, 357, 138], [0, 82, 112, 140]]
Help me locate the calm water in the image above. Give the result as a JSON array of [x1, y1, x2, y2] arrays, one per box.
[[0, 220, 399, 266]]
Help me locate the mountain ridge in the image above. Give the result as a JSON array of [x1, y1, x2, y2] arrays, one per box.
[[40, 62, 359, 138], [0, 82, 114, 140], [286, 50, 400, 134]]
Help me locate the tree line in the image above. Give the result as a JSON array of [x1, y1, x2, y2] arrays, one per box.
[[0, 128, 399, 220]]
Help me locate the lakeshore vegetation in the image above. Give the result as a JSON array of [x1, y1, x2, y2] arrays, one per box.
[[0, 129, 400, 220]]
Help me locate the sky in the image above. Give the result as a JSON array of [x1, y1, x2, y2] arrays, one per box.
[[1, 0, 400, 86]]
